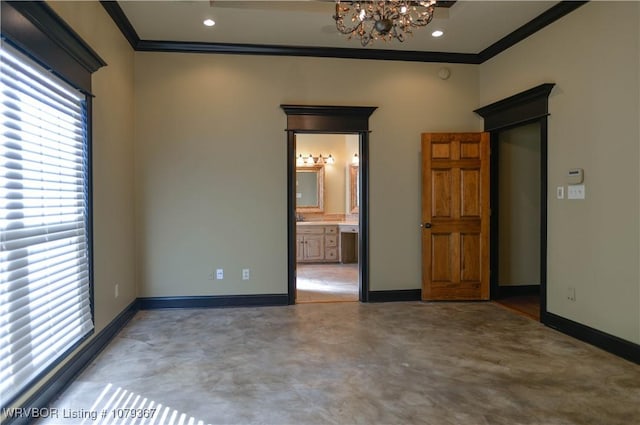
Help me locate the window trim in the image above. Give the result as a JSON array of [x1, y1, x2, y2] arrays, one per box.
[[1, 0, 105, 412], [1, 1, 106, 95]]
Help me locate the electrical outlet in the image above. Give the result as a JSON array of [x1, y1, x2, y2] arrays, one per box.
[[567, 287, 576, 302], [114, 283, 119, 299], [216, 269, 224, 280], [567, 185, 585, 200], [242, 269, 250, 280]]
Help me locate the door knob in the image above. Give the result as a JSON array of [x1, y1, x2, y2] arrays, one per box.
[[423, 223, 432, 229]]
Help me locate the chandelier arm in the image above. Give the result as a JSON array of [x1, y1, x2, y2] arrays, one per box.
[[333, 4, 362, 35], [335, 22, 366, 35]]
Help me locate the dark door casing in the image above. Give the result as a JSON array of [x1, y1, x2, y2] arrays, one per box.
[[281, 105, 377, 305]]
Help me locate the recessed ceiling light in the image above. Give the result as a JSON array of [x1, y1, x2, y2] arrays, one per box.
[[431, 30, 444, 38], [203, 19, 215, 27]]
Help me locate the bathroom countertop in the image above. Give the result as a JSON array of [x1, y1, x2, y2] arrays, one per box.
[[296, 221, 358, 226]]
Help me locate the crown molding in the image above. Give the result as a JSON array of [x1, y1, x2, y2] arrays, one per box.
[[478, 1, 588, 62], [136, 39, 479, 63], [100, 0, 140, 50]]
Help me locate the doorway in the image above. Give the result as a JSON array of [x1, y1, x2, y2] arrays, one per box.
[[475, 83, 554, 323], [295, 133, 360, 303], [492, 122, 542, 320], [281, 105, 377, 305]]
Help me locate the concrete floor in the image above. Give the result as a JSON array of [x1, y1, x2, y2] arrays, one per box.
[[40, 302, 639, 425]]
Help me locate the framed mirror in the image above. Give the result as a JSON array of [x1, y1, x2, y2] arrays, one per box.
[[349, 164, 359, 213], [296, 165, 324, 212]]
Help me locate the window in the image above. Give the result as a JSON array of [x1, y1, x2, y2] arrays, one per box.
[[0, 42, 93, 406]]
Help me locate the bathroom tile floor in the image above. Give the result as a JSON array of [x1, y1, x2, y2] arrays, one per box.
[[37, 302, 640, 425], [296, 263, 358, 303]]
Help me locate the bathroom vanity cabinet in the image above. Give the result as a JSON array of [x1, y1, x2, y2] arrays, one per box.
[[296, 224, 338, 262]]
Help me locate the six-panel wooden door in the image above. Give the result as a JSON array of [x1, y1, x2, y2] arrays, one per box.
[[421, 133, 490, 300]]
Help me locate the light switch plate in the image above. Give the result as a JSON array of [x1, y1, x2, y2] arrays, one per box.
[[556, 186, 564, 199], [567, 185, 585, 200]]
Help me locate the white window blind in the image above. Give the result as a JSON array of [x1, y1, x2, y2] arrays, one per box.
[[0, 43, 93, 406]]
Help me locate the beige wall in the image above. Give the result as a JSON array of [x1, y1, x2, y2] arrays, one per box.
[[48, 1, 137, 330], [134, 53, 481, 296], [498, 123, 541, 287], [480, 2, 640, 343], [4, 0, 137, 411]]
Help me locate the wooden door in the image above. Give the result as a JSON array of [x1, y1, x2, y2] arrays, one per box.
[[421, 133, 490, 300]]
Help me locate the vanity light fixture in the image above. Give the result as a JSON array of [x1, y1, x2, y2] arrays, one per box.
[[296, 153, 335, 166]]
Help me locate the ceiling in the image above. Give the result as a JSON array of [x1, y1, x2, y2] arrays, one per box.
[[115, 1, 560, 56]]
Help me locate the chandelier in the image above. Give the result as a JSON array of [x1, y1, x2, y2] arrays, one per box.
[[334, 1, 437, 47]]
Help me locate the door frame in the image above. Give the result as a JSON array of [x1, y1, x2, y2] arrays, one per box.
[[474, 83, 554, 323], [281, 105, 377, 305]]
